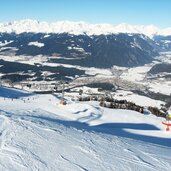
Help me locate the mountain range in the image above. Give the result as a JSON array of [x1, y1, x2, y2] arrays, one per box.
[[0, 32, 158, 68], [0, 19, 171, 37], [0, 20, 171, 82]]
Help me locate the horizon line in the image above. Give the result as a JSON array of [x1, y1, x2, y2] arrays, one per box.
[[0, 19, 170, 29]]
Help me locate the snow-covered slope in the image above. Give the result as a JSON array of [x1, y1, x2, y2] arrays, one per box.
[[0, 86, 31, 98], [0, 87, 171, 171], [28, 41, 44, 47], [0, 19, 171, 37]]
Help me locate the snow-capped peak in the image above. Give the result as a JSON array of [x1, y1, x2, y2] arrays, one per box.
[[0, 19, 171, 37]]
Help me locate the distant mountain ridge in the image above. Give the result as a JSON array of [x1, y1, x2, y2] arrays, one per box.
[[0, 19, 171, 37], [153, 35, 171, 51], [0, 32, 158, 68]]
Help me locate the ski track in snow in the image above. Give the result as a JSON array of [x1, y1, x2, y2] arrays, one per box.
[[0, 109, 171, 171], [0, 87, 171, 171], [60, 155, 89, 171]]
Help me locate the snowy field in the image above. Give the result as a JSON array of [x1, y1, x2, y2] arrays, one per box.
[[113, 90, 165, 108], [120, 64, 171, 96], [0, 87, 171, 171]]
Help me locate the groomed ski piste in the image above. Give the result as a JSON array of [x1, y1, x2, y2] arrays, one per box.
[[0, 86, 171, 171]]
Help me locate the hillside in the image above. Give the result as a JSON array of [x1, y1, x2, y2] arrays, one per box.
[[0, 87, 171, 171], [0, 32, 158, 68]]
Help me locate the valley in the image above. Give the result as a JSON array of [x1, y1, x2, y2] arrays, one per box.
[[0, 50, 171, 109]]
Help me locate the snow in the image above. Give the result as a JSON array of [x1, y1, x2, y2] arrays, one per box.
[[0, 87, 31, 98], [121, 65, 152, 82], [0, 19, 171, 37], [158, 52, 171, 64], [148, 82, 171, 96], [161, 40, 171, 44], [0, 86, 171, 171], [0, 47, 18, 52], [85, 67, 112, 76], [72, 47, 85, 52], [20, 57, 112, 77], [118, 61, 171, 96], [67, 46, 72, 50], [0, 54, 48, 65], [44, 34, 50, 38], [0, 40, 13, 47], [28, 41, 44, 47], [72, 86, 100, 94], [114, 90, 165, 108]]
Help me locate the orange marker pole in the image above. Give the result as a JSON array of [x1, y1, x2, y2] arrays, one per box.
[[162, 121, 171, 131]]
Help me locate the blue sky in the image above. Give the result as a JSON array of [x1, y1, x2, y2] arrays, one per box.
[[0, 0, 170, 28]]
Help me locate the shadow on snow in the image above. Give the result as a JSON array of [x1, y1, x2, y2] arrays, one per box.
[[0, 87, 32, 98], [21, 114, 171, 148]]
